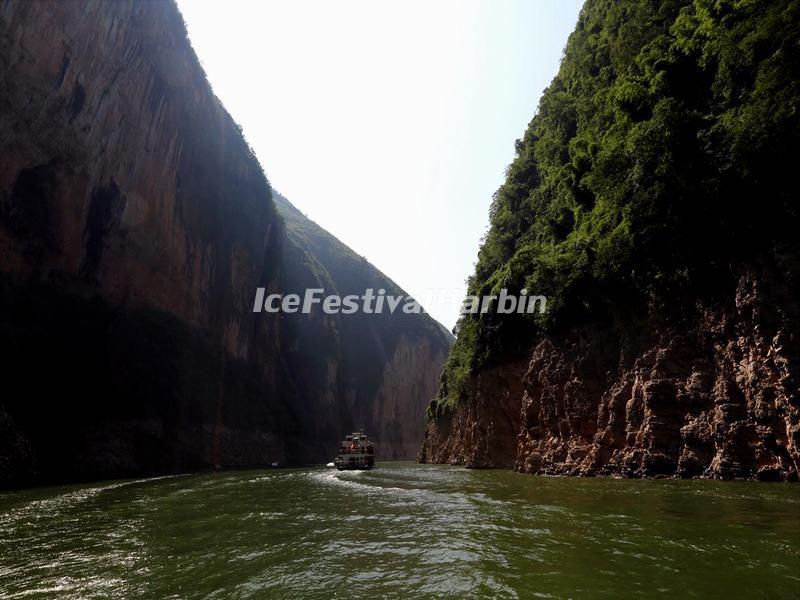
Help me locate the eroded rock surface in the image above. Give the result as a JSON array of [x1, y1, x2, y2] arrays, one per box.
[[422, 265, 799, 480]]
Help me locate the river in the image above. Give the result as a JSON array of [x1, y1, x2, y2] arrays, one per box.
[[1, 463, 798, 598]]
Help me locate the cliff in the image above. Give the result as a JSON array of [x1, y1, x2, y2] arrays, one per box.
[[421, 0, 799, 480], [0, 0, 450, 488]]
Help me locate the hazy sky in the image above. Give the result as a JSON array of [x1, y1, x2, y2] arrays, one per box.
[[176, 0, 583, 330]]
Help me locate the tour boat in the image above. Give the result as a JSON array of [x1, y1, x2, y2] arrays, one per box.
[[333, 432, 375, 470]]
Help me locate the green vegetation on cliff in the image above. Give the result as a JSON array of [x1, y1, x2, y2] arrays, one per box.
[[433, 0, 799, 413]]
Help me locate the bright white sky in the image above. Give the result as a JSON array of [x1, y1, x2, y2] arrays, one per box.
[[176, 0, 583, 331]]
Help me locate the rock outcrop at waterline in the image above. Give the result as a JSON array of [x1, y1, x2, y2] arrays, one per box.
[[421, 263, 800, 479], [0, 0, 451, 488], [420, 0, 799, 480]]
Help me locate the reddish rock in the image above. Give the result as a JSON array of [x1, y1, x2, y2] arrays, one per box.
[[422, 264, 799, 480]]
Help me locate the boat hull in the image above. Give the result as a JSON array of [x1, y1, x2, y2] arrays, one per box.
[[334, 456, 374, 471], [335, 464, 374, 471]]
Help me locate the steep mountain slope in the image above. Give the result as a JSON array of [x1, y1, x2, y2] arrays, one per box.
[[421, 0, 799, 480], [274, 192, 452, 459], [0, 0, 450, 488]]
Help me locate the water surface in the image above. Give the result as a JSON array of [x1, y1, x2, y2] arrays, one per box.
[[1, 463, 798, 598]]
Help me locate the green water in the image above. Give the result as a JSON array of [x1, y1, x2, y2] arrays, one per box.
[[1, 463, 798, 599]]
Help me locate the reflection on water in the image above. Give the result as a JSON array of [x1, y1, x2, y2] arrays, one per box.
[[1, 463, 798, 598]]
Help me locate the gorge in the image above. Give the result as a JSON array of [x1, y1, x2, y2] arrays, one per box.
[[1, 0, 798, 492], [1, 1, 799, 597]]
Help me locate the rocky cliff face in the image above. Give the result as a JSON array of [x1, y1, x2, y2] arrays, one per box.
[[421, 263, 799, 480], [371, 335, 447, 459], [0, 0, 450, 488]]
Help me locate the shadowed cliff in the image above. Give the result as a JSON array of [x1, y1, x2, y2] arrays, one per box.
[[0, 0, 451, 488]]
